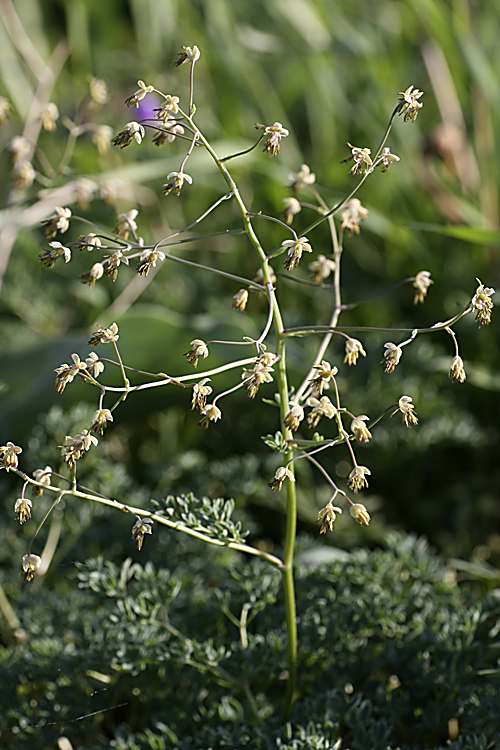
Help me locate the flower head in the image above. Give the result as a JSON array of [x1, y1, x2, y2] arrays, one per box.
[[39, 102, 59, 131], [284, 404, 305, 433], [131, 517, 154, 550], [232, 289, 249, 311], [243, 353, 275, 398], [343, 143, 372, 175], [344, 337, 366, 366], [0, 441, 22, 472], [256, 122, 289, 157], [59, 430, 98, 468], [112, 121, 145, 148], [88, 323, 119, 347], [116, 209, 138, 238], [340, 198, 369, 235], [282, 237, 313, 271], [92, 124, 113, 154], [307, 396, 337, 428], [396, 395, 419, 427], [137, 248, 165, 277], [22, 554, 41, 582], [449, 356, 466, 384], [32, 466, 52, 497], [281, 197, 302, 226], [471, 279, 495, 327], [382, 342, 403, 374], [348, 465, 371, 493], [191, 379, 213, 412], [172, 45, 201, 66], [317, 503, 343, 533], [85, 351, 104, 378], [309, 360, 338, 397], [288, 164, 316, 193], [125, 80, 155, 108], [413, 270, 433, 304], [198, 403, 222, 429], [156, 95, 181, 120], [309, 254, 336, 283], [164, 171, 193, 196], [81, 262, 104, 287], [350, 503, 371, 525], [54, 353, 88, 393], [379, 147, 400, 172], [268, 465, 295, 491], [15, 497, 32, 524], [41, 207, 72, 239], [185, 339, 209, 368], [351, 415, 372, 443], [397, 85, 424, 123], [91, 408, 114, 435]]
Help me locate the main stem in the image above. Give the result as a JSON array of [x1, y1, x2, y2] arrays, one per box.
[[190, 121, 298, 719]]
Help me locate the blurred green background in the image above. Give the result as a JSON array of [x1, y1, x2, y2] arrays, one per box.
[[1, 0, 499, 570]]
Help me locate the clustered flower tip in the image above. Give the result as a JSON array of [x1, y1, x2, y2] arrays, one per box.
[[112, 121, 145, 148]]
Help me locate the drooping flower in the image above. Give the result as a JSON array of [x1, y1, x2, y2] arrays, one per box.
[[112, 121, 146, 148], [307, 396, 337, 428], [397, 396, 419, 427], [347, 465, 371, 493], [351, 416, 372, 443], [232, 289, 249, 311], [343, 143, 373, 175], [350, 503, 371, 525], [282, 237, 313, 270], [413, 271, 433, 304], [284, 404, 305, 433], [15, 497, 32, 524], [282, 197, 302, 225], [471, 279, 495, 327], [268, 466, 295, 491], [191, 379, 213, 412], [344, 338, 366, 366], [256, 122, 289, 156], [88, 323, 119, 347], [397, 85, 424, 123], [449, 356, 466, 384], [131, 517, 154, 550], [0, 441, 22, 472], [172, 45, 201, 66], [198, 403, 222, 429], [91, 408, 114, 435], [163, 171, 193, 196], [32, 466, 52, 497], [379, 147, 400, 172], [308, 254, 336, 283], [317, 503, 343, 533], [382, 342, 403, 374], [185, 339, 209, 368], [41, 207, 72, 239], [22, 554, 41, 582], [125, 80, 155, 108], [137, 248, 165, 277], [340, 198, 369, 235], [288, 163, 316, 193]]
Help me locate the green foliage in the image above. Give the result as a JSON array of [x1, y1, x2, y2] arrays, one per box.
[[151, 494, 249, 544], [1, 535, 499, 749]]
